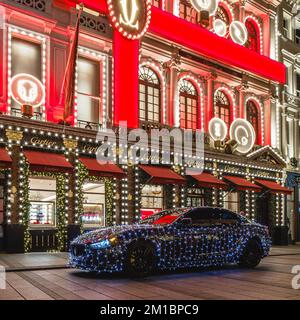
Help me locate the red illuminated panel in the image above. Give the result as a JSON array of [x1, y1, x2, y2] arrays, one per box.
[[114, 33, 140, 128], [149, 7, 286, 84], [65, 1, 286, 84]]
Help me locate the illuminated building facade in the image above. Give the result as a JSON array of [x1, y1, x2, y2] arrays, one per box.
[[0, 0, 294, 252], [276, 0, 300, 243]]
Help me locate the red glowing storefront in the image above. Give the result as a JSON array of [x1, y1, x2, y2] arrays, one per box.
[[0, 0, 292, 252]]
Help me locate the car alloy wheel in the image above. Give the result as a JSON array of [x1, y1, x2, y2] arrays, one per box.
[[126, 241, 156, 276], [239, 239, 262, 268]]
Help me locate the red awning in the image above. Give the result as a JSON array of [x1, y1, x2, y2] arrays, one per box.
[[79, 157, 125, 179], [139, 165, 186, 185], [223, 175, 262, 192], [0, 147, 12, 169], [254, 179, 292, 195], [190, 173, 228, 190], [24, 150, 73, 173]]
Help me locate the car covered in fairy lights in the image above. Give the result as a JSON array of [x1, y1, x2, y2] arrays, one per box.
[[69, 207, 272, 275]]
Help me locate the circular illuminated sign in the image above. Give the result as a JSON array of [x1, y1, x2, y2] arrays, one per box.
[[190, 0, 219, 16], [107, 0, 152, 40], [214, 19, 227, 37], [229, 21, 248, 45], [209, 117, 228, 142], [10, 73, 45, 107], [229, 118, 255, 154]]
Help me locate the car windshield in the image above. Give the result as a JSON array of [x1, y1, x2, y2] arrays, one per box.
[[140, 208, 190, 225]]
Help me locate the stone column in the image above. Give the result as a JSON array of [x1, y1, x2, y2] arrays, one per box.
[[281, 111, 287, 159], [5, 129, 24, 253], [63, 138, 80, 247], [205, 71, 217, 132], [163, 46, 181, 127], [236, 81, 249, 119], [126, 164, 136, 224], [293, 118, 299, 162]]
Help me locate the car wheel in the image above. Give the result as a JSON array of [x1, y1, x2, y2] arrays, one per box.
[[125, 241, 157, 277], [239, 239, 262, 268]]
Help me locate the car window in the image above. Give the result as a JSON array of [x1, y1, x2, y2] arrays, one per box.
[[183, 208, 217, 225], [219, 209, 239, 224]]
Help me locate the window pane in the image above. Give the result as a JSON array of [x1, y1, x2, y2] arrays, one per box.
[[81, 182, 105, 227], [12, 37, 42, 79], [77, 57, 100, 123], [29, 178, 56, 227]]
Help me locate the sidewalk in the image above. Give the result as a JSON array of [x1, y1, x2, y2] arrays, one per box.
[[0, 252, 68, 271], [0, 245, 299, 272]]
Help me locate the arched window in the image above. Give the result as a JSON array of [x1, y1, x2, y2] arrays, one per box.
[[179, 79, 198, 130], [215, 90, 231, 127], [180, 0, 199, 24], [245, 19, 260, 53], [216, 5, 230, 25], [246, 100, 259, 144], [139, 66, 161, 123]]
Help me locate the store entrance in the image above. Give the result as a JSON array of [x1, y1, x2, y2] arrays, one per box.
[[256, 194, 270, 227], [29, 177, 57, 252]]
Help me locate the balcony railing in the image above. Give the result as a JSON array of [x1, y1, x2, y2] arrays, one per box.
[[11, 107, 43, 120], [77, 119, 102, 131], [139, 121, 171, 131]]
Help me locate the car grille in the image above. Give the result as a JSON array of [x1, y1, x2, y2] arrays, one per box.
[[71, 244, 86, 257]]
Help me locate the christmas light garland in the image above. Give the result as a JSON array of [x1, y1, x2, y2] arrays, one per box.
[[69, 210, 272, 273]]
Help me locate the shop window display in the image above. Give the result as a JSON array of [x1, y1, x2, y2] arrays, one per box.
[[81, 182, 105, 228], [224, 192, 239, 213], [29, 177, 56, 226], [141, 185, 164, 219], [187, 188, 205, 207]]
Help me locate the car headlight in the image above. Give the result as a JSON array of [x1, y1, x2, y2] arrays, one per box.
[[90, 239, 111, 250]]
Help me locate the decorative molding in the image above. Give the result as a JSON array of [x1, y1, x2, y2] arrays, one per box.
[[8, 0, 47, 13], [5, 129, 23, 142], [63, 138, 78, 150]]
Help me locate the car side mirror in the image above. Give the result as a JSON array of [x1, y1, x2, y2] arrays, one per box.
[[180, 218, 192, 226]]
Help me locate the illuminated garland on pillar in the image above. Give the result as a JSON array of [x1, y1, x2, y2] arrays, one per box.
[[134, 166, 141, 220], [75, 162, 89, 231], [22, 160, 31, 252], [56, 174, 67, 252], [104, 178, 114, 227]]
